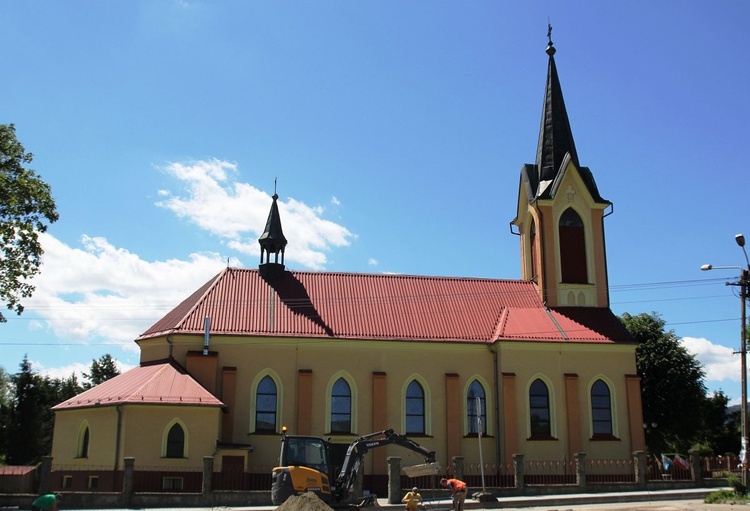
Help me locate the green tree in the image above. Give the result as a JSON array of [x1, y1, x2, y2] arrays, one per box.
[[83, 354, 120, 389], [693, 390, 739, 455], [621, 312, 707, 454], [6, 356, 57, 465], [0, 366, 12, 463], [0, 124, 58, 322]]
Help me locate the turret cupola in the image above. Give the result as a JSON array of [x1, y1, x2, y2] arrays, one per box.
[[511, 26, 612, 308], [258, 189, 287, 279]]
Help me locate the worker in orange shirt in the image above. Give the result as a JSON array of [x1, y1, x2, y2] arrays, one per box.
[[440, 477, 467, 511]]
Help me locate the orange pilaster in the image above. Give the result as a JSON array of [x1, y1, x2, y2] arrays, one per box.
[[297, 370, 313, 435], [564, 374, 581, 457], [626, 374, 646, 452], [221, 367, 237, 442], [445, 373, 460, 461], [502, 373, 517, 464], [372, 372, 387, 475]]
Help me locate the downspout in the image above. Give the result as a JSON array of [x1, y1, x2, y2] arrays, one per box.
[[114, 404, 122, 471], [490, 344, 501, 465]]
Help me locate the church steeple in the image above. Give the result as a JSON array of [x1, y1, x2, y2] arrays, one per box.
[[512, 28, 612, 309], [535, 29, 579, 186], [258, 185, 287, 279]]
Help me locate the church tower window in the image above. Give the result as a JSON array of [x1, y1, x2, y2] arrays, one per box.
[[559, 208, 587, 284]]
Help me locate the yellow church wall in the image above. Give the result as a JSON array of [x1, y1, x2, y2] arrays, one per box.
[[118, 404, 222, 466], [498, 341, 637, 462], [136, 332, 638, 474], [52, 406, 119, 467], [141, 335, 497, 474]]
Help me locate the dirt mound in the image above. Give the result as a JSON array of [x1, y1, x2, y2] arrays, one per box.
[[275, 491, 335, 511]]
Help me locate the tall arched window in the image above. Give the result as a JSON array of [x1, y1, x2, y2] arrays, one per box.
[[467, 380, 486, 435], [256, 375, 278, 432], [405, 380, 425, 435], [559, 208, 587, 283], [77, 424, 90, 458], [331, 377, 352, 434], [529, 379, 551, 438], [166, 423, 185, 458], [591, 379, 613, 437]]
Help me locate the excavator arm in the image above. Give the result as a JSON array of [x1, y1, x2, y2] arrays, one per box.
[[333, 429, 436, 502]]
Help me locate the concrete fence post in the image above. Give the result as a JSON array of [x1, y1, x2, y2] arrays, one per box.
[[202, 456, 213, 497], [688, 450, 702, 482], [122, 457, 135, 507], [513, 454, 525, 490], [575, 452, 587, 490], [387, 456, 401, 504], [633, 451, 647, 489], [452, 456, 464, 482]]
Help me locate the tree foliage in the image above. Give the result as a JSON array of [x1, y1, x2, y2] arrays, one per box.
[[4, 356, 58, 465], [0, 355, 124, 464], [0, 124, 58, 322], [621, 311, 708, 454], [83, 354, 121, 389]]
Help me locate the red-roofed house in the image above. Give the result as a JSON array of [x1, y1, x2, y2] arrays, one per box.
[[50, 37, 643, 496]]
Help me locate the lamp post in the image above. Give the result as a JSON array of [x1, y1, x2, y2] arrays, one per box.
[[702, 233, 750, 485]]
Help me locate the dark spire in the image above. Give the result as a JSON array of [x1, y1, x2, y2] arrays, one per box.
[[258, 186, 287, 279], [535, 24, 579, 184]]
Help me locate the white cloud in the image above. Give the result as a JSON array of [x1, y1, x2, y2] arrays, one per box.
[[681, 336, 739, 384], [368, 258, 378, 266], [27, 233, 229, 350], [331, 196, 340, 206], [156, 159, 354, 269]]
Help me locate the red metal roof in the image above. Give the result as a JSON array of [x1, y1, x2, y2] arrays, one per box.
[[52, 361, 224, 411], [138, 269, 632, 345]]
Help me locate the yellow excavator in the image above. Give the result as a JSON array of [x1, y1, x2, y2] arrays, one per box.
[[271, 427, 438, 507]]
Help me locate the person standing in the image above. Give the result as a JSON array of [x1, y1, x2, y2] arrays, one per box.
[[402, 486, 423, 511], [440, 477, 467, 511], [32, 493, 62, 511]]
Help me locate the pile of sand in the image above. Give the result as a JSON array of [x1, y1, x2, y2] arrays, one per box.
[[275, 491, 335, 511]]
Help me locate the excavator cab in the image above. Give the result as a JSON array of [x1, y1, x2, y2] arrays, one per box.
[[271, 429, 334, 505]]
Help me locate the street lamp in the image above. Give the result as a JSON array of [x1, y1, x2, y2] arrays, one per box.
[[702, 233, 750, 485]]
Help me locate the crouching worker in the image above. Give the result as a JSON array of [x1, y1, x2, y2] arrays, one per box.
[[402, 486, 425, 510], [32, 493, 62, 511], [440, 478, 467, 511]]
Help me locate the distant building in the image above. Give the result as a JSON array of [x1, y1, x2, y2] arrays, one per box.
[[51, 36, 643, 495]]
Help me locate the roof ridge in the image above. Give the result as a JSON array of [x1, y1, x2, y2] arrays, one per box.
[[172, 268, 229, 332], [128, 362, 172, 399]]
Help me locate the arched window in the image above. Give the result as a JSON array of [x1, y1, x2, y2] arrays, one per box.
[[467, 380, 487, 435], [331, 378, 352, 434], [77, 424, 90, 458], [256, 375, 278, 432], [529, 379, 551, 438], [559, 208, 587, 283], [405, 380, 425, 435], [166, 423, 185, 458], [591, 379, 613, 437]]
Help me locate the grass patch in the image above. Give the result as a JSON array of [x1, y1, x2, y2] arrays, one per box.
[[705, 489, 750, 504]]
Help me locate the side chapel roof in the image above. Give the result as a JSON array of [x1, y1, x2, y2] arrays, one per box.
[[52, 360, 224, 411], [137, 268, 632, 345]]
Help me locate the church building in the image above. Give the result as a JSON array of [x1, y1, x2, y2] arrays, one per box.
[[51, 35, 643, 495]]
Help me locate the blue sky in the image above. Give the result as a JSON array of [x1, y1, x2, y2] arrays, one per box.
[[1, 2, 748, 404]]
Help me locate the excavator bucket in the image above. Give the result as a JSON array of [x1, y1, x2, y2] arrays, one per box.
[[402, 462, 441, 477]]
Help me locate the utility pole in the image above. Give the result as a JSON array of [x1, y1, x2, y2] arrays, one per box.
[[701, 233, 749, 486]]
